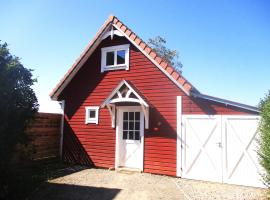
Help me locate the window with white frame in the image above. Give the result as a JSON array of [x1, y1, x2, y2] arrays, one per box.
[[85, 106, 99, 124], [101, 44, 130, 72]]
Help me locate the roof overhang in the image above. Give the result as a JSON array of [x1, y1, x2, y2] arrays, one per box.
[[191, 92, 259, 113], [101, 80, 149, 108]]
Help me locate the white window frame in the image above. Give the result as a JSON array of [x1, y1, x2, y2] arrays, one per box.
[[101, 44, 130, 72], [85, 106, 99, 124]]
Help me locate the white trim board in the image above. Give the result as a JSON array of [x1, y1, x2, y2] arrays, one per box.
[[176, 96, 182, 177]]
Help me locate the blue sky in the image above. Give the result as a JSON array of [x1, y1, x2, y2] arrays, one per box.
[[1, 0, 269, 113]]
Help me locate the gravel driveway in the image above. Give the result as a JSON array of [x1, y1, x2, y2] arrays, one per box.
[[31, 167, 267, 200]]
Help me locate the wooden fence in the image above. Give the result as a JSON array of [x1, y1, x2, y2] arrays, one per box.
[[26, 112, 62, 160]]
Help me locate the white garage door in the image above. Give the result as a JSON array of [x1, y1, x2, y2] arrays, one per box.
[[180, 115, 264, 188]]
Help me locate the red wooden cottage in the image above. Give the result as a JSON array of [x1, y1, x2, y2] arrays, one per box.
[[51, 15, 263, 187]]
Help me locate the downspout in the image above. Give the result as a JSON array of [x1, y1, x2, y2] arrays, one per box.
[[59, 100, 65, 160]]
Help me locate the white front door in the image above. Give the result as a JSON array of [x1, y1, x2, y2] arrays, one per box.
[[116, 107, 144, 170]]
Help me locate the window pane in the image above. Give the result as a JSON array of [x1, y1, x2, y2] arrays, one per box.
[[117, 50, 125, 64], [129, 121, 134, 130], [129, 112, 134, 120], [106, 51, 114, 66], [89, 110, 96, 118], [135, 122, 140, 130], [128, 131, 134, 140], [135, 131, 140, 140], [124, 112, 128, 120], [135, 112, 140, 120], [123, 121, 128, 130], [123, 131, 128, 140]]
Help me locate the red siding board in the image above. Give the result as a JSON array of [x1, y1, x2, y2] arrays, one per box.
[[60, 36, 254, 176]]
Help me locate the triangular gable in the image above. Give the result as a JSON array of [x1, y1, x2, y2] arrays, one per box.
[[101, 80, 149, 108], [101, 80, 150, 129], [50, 15, 197, 100]]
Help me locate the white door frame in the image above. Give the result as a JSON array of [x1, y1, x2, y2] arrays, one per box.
[[115, 106, 144, 170]]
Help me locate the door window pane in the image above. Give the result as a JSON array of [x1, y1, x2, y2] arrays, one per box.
[[135, 112, 140, 120], [117, 50, 125, 64], [129, 121, 134, 130], [106, 51, 114, 66], [124, 112, 128, 120], [135, 122, 140, 130], [123, 131, 128, 139], [134, 131, 140, 140], [129, 112, 134, 120], [128, 131, 134, 140], [123, 121, 128, 130]]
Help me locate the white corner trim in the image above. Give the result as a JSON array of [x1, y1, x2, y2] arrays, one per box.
[[85, 106, 99, 124], [176, 96, 182, 177], [112, 24, 190, 96], [101, 44, 130, 73], [59, 100, 65, 160]]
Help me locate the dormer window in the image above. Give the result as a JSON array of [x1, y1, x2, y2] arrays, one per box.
[[101, 44, 130, 72]]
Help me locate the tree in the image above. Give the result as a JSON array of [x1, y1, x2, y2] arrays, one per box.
[[147, 36, 183, 73], [258, 91, 270, 186], [0, 42, 39, 198]]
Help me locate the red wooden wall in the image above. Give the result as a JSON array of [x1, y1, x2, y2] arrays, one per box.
[[59, 36, 255, 176]]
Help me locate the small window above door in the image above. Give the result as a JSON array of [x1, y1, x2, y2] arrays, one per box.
[[101, 44, 130, 72]]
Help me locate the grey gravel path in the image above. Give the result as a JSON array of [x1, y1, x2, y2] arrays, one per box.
[[31, 167, 267, 200]]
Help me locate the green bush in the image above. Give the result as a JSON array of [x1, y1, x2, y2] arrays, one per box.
[[0, 42, 39, 199], [258, 91, 270, 186]]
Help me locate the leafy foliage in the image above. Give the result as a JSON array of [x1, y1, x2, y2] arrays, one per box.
[[258, 91, 270, 186], [147, 36, 183, 73], [0, 42, 39, 199]]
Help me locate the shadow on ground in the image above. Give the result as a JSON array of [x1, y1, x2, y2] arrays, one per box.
[[30, 182, 121, 200]]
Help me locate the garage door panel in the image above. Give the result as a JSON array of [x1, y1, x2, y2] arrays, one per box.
[[182, 116, 222, 182], [223, 116, 264, 187]]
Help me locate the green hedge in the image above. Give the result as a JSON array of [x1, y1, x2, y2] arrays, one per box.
[[259, 91, 270, 187]]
